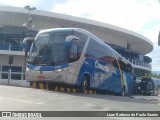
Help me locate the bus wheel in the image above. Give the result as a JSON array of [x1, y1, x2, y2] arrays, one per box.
[[47, 83, 56, 90], [80, 75, 89, 93]]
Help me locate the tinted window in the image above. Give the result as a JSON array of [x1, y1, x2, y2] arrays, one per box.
[[118, 61, 132, 73], [44, 32, 70, 65], [85, 38, 115, 64], [30, 32, 71, 65]]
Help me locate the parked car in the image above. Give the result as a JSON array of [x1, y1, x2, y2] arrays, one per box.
[[140, 77, 160, 96], [151, 78, 160, 96], [140, 78, 155, 95]]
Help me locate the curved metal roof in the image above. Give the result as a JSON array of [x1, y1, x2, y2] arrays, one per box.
[[0, 6, 153, 54]]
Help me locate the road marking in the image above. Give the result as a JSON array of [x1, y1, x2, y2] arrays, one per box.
[[39, 83, 44, 89], [67, 88, 71, 92], [60, 87, 65, 92], [72, 89, 76, 92], [0, 97, 44, 105], [33, 82, 36, 88]]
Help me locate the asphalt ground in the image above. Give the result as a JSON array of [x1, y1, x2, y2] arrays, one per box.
[[0, 85, 160, 120]]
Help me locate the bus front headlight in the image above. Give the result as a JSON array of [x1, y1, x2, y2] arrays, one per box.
[[55, 69, 62, 72]]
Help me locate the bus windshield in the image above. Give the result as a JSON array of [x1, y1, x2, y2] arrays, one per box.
[[29, 32, 70, 65]]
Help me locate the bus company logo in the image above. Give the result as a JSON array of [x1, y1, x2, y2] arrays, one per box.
[[95, 61, 109, 72], [2, 112, 11, 117]]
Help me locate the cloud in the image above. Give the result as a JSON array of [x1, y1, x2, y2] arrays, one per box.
[[0, 0, 160, 71], [0, 0, 69, 11], [52, 0, 160, 32], [52, 0, 160, 71]]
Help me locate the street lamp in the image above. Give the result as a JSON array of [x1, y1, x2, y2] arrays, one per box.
[[23, 5, 36, 80], [24, 5, 36, 37]]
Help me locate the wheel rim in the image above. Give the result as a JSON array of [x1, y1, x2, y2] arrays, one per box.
[[81, 76, 88, 92], [82, 80, 87, 90], [83, 80, 87, 87]]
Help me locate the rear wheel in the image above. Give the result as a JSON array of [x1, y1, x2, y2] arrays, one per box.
[[47, 83, 56, 90], [79, 75, 90, 93]]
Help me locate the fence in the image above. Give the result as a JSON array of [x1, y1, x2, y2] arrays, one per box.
[[0, 44, 24, 51]]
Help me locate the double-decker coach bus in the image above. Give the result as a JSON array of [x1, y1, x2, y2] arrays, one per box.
[[23, 28, 133, 95]]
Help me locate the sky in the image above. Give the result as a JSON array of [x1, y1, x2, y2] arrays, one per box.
[[0, 0, 160, 71]]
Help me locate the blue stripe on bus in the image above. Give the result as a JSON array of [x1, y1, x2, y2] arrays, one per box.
[[27, 64, 68, 71], [77, 58, 133, 95]]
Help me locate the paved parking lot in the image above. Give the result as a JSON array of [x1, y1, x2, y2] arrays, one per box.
[[0, 85, 160, 120]]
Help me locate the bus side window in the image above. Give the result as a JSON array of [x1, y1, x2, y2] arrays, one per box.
[[69, 44, 78, 62], [117, 61, 132, 74]]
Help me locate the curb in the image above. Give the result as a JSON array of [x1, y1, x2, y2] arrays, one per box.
[[31, 82, 96, 94]]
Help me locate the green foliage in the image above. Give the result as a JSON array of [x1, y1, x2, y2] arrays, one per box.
[[145, 73, 152, 78], [146, 73, 160, 79]]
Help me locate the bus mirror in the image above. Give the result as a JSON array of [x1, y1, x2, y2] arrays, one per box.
[[65, 35, 80, 62], [23, 37, 34, 57], [65, 35, 81, 49], [69, 44, 78, 61]]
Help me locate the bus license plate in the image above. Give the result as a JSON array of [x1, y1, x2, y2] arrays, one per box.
[[37, 76, 45, 80]]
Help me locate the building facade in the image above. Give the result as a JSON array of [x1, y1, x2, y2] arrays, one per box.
[[0, 6, 153, 80]]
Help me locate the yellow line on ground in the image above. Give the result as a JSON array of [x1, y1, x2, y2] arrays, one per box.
[[85, 90, 88, 94], [89, 90, 93, 94], [39, 83, 44, 89], [67, 88, 71, 92], [72, 89, 76, 93], [60, 87, 65, 92], [46, 84, 48, 90], [33, 82, 36, 88]]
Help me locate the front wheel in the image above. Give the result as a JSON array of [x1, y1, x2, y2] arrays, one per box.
[[79, 75, 89, 93]]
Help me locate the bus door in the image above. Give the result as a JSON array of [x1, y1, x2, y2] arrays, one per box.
[[111, 56, 127, 95]]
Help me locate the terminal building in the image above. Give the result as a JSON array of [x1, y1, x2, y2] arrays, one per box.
[[0, 6, 153, 80]]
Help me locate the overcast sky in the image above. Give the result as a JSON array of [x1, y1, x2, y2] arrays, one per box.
[[0, 0, 160, 71]]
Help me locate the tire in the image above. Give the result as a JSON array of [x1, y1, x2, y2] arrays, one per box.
[[154, 88, 158, 96], [79, 75, 89, 93], [47, 83, 56, 90]]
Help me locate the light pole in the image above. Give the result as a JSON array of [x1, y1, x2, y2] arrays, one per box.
[[23, 5, 36, 80], [24, 5, 36, 37]]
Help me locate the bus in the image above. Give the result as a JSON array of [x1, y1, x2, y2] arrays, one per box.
[[23, 28, 133, 96]]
